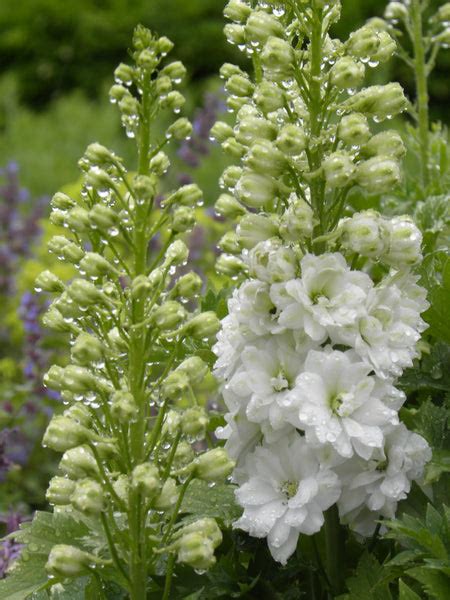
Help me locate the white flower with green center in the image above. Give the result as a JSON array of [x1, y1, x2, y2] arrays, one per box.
[[285, 348, 401, 459], [216, 408, 262, 480], [337, 423, 432, 536], [234, 433, 341, 564], [273, 253, 372, 342]]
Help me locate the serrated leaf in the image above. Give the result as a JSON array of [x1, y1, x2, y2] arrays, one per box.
[[423, 258, 450, 344], [424, 450, 450, 485], [343, 553, 393, 600], [407, 566, 450, 599], [180, 480, 242, 527], [398, 579, 422, 600]]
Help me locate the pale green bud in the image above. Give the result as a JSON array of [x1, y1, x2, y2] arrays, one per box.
[[114, 62, 134, 85], [210, 121, 234, 143], [152, 301, 186, 330], [224, 0, 251, 22], [79, 252, 115, 278], [64, 404, 92, 428], [154, 478, 179, 509], [86, 167, 114, 191], [111, 390, 138, 423], [44, 365, 65, 391], [155, 74, 173, 96], [356, 155, 401, 193], [176, 356, 209, 387], [222, 137, 246, 159], [384, 2, 408, 21], [220, 165, 243, 189], [224, 23, 246, 45], [137, 48, 158, 71], [134, 174, 158, 200], [176, 518, 222, 548], [42, 307, 71, 332], [48, 236, 84, 263], [109, 84, 128, 103], [363, 130, 405, 159], [347, 25, 380, 59], [162, 371, 189, 401], [160, 91, 185, 112], [84, 143, 116, 167], [108, 327, 128, 353], [119, 94, 139, 116], [131, 463, 161, 499], [276, 124, 307, 155], [437, 3, 450, 23], [339, 210, 385, 257], [53, 292, 82, 319], [168, 117, 193, 140], [185, 312, 221, 340], [215, 193, 246, 219], [66, 206, 90, 233], [176, 533, 216, 570], [245, 140, 285, 177], [218, 231, 241, 253], [343, 83, 407, 121], [261, 36, 294, 78], [46, 476, 76, 505], [182, 407, 209, 439], [51, 192, 75, 210], [171, 206, 196, 233], [156, 36, 174, 55], [59, 446, 99, 479], [253, 80, 285, 113], [279, 197, 315, 241], [225, 73, 254, 97], [371, 31, 396, 63], [46, 545, 92, 578], [71, 479, 104, 515], [63, 364, 98, 394], [161, 61, 187, 82], [248, 238, 298, 283], [147, 268, 167, 291], [165, 240, 189, 266], [323, 151, 356, 188], [434, 29, 450, 46], [67, 279, 104, 307], [219, 63, 243, 80], [113, 475, 130, 504], [384, 216, 423, 267], [330, 56, 365, 89], [42, 415, 90, 452], [172, 272, 203, 299], [173, 441, 194, 466], [35, 270, 64, 293], [194, 448, 235, 482], [246, 11, 284, 44], [236, 171, 277, 208], [216, 254, 246, 276], [71, 333, 104, 366], [166, 183, 203, 207], [338, 113, 371, 146], [49, 208, 66, 227], [150, 151, 170, 175], [236, 115, 277, 146], [237, 213, 279, 249], [162, 410, 182, 437], [89, 204, 119, 231]]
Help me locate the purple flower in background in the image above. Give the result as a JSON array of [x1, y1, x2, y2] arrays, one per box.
[[0, 511, 27, 578]]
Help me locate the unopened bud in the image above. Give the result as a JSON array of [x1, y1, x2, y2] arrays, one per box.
[[356, 155, 401, 193], [168, 117, 193, 140], [225, 74, 254, 97], [46, 476, 76, 505], [134, 174, 158, 199], [245, 11, 284, 44], [161, 61, 187, 82], [330, 56, 365, 89], [86, 167, 114, 191], [63, 364, 97, 394], [173, 441, 194, 467], [339, 210, 385, 257], [71, 479, 104, 515], [210, 121, 234, 143], [150, 151, 170, 176], [171, 206, 196, 233], [64, 404, 92, 428], [109, 84, 128, 103], [338, 113, 371, 146], [66, 206, 90, 233], [160, 91, 185, 112], [194, 448, 235, 482], [111, 391, 138, 423], [172, 272, 203, 299], [371, 31, 396, 63], [216, 254, 246, 276], [137, 48, 157, 71], [152, 301, 186, 330], [276, 124, 307, 155], [67, 279, 104, 307], [114, 62, 134, 85], [215, 193, 246, 219], [261, 36, 294, 79], [48, 236, 84, 263], [176, 356, 209, 387], [155, 74, 172, 96], [247, 238, 297, 283], [222, 137, 246, 159], [46, 545, 92, 578], [184, 312, 221, 340], [245, 140, 285, 177], [51, 192, 76, 210], [79, 252, 115, 278], [237, 213, 279, 249], [384, 2, 408, 21], [384, 216, 422, 267], [35, 270, 64, 293], [71, 333, 104, 366], [253, 80, 285, 113], [182, 407, 209, 439], [43, 416, 90, 452], [220, 165, 243, 189], [363, 130, 406, 159], [89, 204, 119, 231], [162, 410, 182, 437], [84, 143, 116, 167], [236, 115, 277, 146], [113, 475, 130, 504], [224, 23, 246, 45], [176, 533, 216, 570], [156, 36, 174, 55], [323, 151, 356, 188], [224, 0, 251, 22], [280, 196, 315, 241], [347, 25, 380, 59], [59, 445, 99, 479], [131, 463, 161, 499], [166, 183, 203, 207], [42, 307, 70, 332], [155, 478, 179, 509], [162, 371, 189, 401], [176, 518, 222, 548], [343, 83, 407, 121], [218, 231, 241, 253], [236, 171, 277, 208], [165, 240, 189, 266]]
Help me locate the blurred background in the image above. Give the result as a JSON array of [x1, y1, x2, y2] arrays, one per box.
[[0, 0, 449, 573]]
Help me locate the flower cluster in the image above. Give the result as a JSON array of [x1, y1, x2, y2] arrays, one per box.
[[213, 0, 432, 564]]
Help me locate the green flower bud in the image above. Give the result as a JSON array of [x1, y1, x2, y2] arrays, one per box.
[[435, 29, 450, 46], [184, 312, 221, 340], [194, 448, 235, 482], [224, 0, 251, 22], [176, 533, 216, 571], [362, 130, 406, 159], [261, 36, 294, 79], [108, 327, 128, 353], [137, 48, 158, 70], [246, 11, 284, 44], [245, 140, 285, 177], [182, 407, 209, 440], [248, 238, 298, 283], [66, 206, 90, 233], [253, 80, 285, 113], [64, 403, 92, 428], [356, 155, 401, 193], [210, 121, 234, 143], [48, 236, 84, 263], [156, 36, 174, 55], [131, 463, 161, 499], [237, 213, 279, 249], [109, 84, 128, 103], [89, 204, 119, 231], [215, 193, 246, 219], [46, 545, 92, 578], [49, 208, 67, 227], [339, 210, 386, 257], [161, 61, 187, 82], [347, 25, 380, 59], [437, 3, 450, 23], [276, 124, 307, 155], [218, 231, 241, 253], [149, 151, 170, 176], [53, 292, 82, 320], [67, 279, 104, 307], [84, 143, 117, 167], [220, 165, 243, 189], [71, 479, 104, 515], [343, 83, 407, 121], [384, 2, 408, 21], [42, 307, 71, 332], [148, 268, 167, 291], [175, 518, 222, 548], [51, 192, 76, 210], [134, 174, 158, 200], [166, 183, 203, 207], [225, 74, 254, 97], [236, 171, 277, 208], [165, 240, 189, 266], [384, 215, 422, 267], [35, 270, 64, 293], [63, 364, 97, 394], [337, 113, 371, 146], [172, 272, 203, 299], [42, 415, 90, 452], [113, 475, 130, 504], [224, 23, 246, 45], [119, 94, 139, 116], [114, 62, 134, 85], [168, 117, 193, 140], [86, 167, 114, 191], [176, 356, 209, 387], [173, 441, 194, 466], [216, 254, 246, 276], [171, 206, 196, 233], [323, 151, 356, 188], [59, 446, 99, 479], [222, 137, 246, 159], [371, 31, 396, 63], [279, 196, 315, 241], [236, 115, 277, 146], [160, 91, 185, 112], [71, 333, 104, 366], [111, 390, 138, 423], [155, 74, 173, 96], [330, 56, 365, 89], [162, 410, 182, 436], [46, 476, 76, 505], [43, 365, 66, 391], [152, 301, 186, 330], [154, 478, 179, 509], [79, 252, 115, 278], [219, 62, 243, 80]]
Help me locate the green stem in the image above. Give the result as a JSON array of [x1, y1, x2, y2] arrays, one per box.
[[100, 512, 130, 584], [410, 0, 430, 191], [161, 474, 194, 546], [162, 553, 176, 600], [324, 506, 345, 597]]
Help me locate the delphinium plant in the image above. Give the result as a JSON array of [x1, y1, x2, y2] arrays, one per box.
[[212, 0, 435, 595], [0, 26, 234, 599]]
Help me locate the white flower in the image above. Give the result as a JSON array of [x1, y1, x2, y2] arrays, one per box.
[[245, 238, 299, 284], [213, 313, 247, 381], [339, 210, 387, 258], [337, 423, 432, 536], [273, 253, 372, 342], [234, 433, 341, 564], [216, 408, 262, 480], [284, 348, 402, 459]]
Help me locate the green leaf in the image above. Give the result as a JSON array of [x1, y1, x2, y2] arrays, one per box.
[[180, 480, 242, 527], [407, 566, 450, 599], [398, 579, 422, 600], [423, 258, 450, 344], [425, 450, 450, 485], [342, 553, 393, 600]]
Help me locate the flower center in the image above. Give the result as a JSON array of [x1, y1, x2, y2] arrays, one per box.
[[280, 480, 298, 499], [310, 289, 329, 304], [270, 368, 291, 392], [329, 392, 344, 415]]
